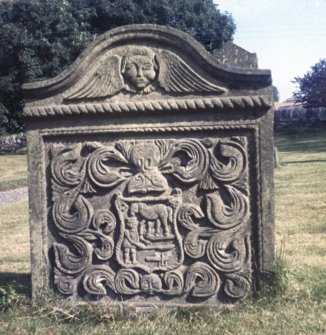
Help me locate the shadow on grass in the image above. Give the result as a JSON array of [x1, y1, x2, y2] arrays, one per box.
[[0, 272, 31, 296], [281, 159, 326, 165], [275, 127, 326, 153], [305, 222, 326, 235]]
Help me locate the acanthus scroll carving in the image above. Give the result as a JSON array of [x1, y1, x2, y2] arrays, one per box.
[[50, 136, 252, 302]]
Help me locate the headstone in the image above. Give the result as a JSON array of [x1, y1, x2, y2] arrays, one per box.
[[274, 147, 280, 168], [214, 42, 258, 69], [23, 25, 274, 309]]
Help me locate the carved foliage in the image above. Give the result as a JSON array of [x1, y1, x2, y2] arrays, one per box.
[[50, 136, 252, 302]]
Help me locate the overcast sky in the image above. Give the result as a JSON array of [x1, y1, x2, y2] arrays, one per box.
[[216, 0, 326, 101]]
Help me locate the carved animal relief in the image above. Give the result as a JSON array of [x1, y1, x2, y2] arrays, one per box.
[[50, 136, 252, 303]]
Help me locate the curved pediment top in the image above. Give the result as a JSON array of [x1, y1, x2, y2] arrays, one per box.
[[23, 24, 271, 102]]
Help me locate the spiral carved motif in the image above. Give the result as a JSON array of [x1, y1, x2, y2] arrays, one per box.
[[87, 147, 127, 188], [184, 262, 220, 297], [207, 234, 250, 273], [224, 274, 251, 299], [83, 266, 116, 295], [50, 135, 252, 303], [115, 269, 141, 295]]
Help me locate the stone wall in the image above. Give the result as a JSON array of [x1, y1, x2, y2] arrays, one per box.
[[0, 133, 26, 154], [274, 106, 326, 128]]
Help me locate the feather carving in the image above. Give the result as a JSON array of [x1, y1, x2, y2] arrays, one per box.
[[157, 50, 227, 94], [64, 48, 227, 100], [65, 55, 124, 100]]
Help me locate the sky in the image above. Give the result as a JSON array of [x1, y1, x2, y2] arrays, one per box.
[[216, 0, 326, 101]]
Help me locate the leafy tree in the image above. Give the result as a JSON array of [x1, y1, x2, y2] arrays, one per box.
[[0, 103, 9, 136], [293, 59, 326, 107], [272, 85, 279, 103], [0, 0, 235, 134]]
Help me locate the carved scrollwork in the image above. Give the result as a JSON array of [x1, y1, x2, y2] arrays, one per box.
[[184, 262, 220, 297], [54, 269, 78, 296], [163, 270, 184, 296], [92, 209, 116, 235], [161, 140, 209, 183], [78, 230, 114, 261], [53, 235, 92, 275], [115, 269, 141, 295], [82, 265, 116, 295], [87, 147, 128, 188], [206, 185, 249, 230], [52, 188, 94, 234], [51, 145, 85, 189], [207, 233, 250, 273], [184, 228, 213, 259], [224, 273, 251, 299], [209, 140, 246, 183], [177, 203, 204, 230], [49, 134, 253, 304]]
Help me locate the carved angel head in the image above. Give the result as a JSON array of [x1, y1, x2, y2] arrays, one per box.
[[121, 48, 158, 93], [65, 47, 227, 100]]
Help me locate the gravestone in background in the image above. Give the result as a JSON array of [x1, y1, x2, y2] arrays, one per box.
[[23, 25, 274, 309]]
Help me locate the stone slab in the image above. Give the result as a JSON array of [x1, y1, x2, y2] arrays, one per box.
[[23, 24, 274, 309], [214, 42, 258, 69]]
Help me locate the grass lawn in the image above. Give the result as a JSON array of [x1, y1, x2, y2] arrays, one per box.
[[0, 128, 325, 334], [0, 154, 27, 191]]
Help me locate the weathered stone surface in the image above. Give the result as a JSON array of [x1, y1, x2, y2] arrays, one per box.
[[23, 24, 274, 309], [214, 42, 258, 69], [274, 106, 326, 128]]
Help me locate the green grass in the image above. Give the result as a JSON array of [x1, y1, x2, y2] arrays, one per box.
[[0, 128, 325, 334], [0, 154, 27, 191]]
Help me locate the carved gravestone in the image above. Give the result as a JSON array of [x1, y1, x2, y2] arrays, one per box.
[[23, 25, 274, 308], [214, 42, 258, 69]]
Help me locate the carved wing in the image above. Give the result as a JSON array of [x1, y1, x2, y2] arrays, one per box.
[[65, 55, 124, 100], [157, 50, 227, 94]]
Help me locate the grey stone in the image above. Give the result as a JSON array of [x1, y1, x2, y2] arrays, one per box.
[[23, 24, 274, 309], [274, 147, 279, 168], [214, 42, 258, 69], [274, 106, 326, 128], [0, 133, 26, 155]]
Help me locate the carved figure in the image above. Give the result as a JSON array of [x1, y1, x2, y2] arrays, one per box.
[[127, 142, 168, 194], [130, 202, 173, 237], [122, 217, 140, 265], [121, 48, 158, 94], [64, 47, 227, 100], [140, 273, 162, 295]]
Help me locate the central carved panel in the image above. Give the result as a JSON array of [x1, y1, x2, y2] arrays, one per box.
[[49, 135, 252, 304]]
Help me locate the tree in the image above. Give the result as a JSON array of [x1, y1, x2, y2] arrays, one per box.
[[0, 0, 96, 134], [293, 59, 326, 107], [0, 0, 235, 134], [272, 85, 279, 103]]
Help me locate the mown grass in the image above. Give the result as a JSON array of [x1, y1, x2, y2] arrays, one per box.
[[0, 128, 325, 334], [0, 154, 27, 191]]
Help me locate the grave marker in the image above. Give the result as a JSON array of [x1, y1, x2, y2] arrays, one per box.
[[23, 25, 274, 308]]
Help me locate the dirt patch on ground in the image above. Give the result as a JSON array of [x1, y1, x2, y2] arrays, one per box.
[[0, 186, 28, 206]]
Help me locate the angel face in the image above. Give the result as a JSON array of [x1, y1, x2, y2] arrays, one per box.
[[122, 49, 158, 92]]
